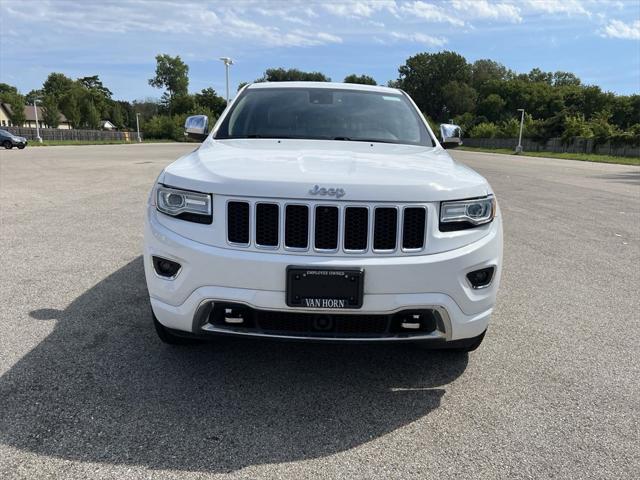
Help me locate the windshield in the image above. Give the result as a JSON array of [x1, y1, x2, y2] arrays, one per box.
[[215, 87, 434, 146]]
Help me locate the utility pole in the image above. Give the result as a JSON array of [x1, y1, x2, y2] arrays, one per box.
[[33, 100, 43, 143], [515, 108, 525, 154], [136, 113, 142, 143], [219, 57, 234, 103]]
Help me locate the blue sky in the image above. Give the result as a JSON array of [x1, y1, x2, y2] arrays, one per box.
[[1, 0, 639, 100]]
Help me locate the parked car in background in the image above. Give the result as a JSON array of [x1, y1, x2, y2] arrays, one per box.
[[144, 82, 502, 352], [0, 129, 28, 149]]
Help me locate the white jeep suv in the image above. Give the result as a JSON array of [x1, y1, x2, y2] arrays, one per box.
[[144, 82, 502, 351]]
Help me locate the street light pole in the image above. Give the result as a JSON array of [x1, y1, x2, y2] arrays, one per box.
[[136, 113, 142, 143], [219, 57, 234, 103], [33, 100, 42, 143], [515, 108, 525, 154]]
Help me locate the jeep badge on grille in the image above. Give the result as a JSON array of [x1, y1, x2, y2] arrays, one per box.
[[308, 185, 346, 199]]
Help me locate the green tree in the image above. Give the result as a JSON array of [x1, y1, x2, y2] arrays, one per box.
[[110, 103, 125, 129], [78, 75, 113, 118], [441, 80, 477, 118], [476, 93, 506, 122], [580, 86, 613, 119], [397, 51, 472, 121], [194, 88, 227, 116], [0, 83, 18, 96], [0, 83, 26, 125], [59, 88, 82, 128], [25, 89, 43, 105], [41, 95, 60, 128], [42, 73, 75, 101], [82, 101, 101, 129], [343, 74, 377, 85], [132, 99, 161, 120], [7, 97, 26, 126], [148, 54, 189, 110], [257, 68, 330, 82], [170, 93, 195, 115], [523, 67, 553, 84], [78, 75, 113, 99], [552, 71, 581, 87], [471, 59, 511, 90]]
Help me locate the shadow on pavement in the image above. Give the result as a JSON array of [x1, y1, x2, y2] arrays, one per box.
[[0, 257, 467, 473], [594, 170, 640, 185]]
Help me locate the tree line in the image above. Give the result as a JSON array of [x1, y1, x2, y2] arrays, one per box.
[[1, 50, 638, 145]]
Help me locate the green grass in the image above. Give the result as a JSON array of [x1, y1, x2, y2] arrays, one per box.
[[27, 139, 177, 147], [458, 146, 640, 166]]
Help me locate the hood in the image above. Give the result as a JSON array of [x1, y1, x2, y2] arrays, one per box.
[[161, 139, 489, 202]]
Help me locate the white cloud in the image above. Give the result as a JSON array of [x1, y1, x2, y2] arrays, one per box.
[[0, 0, 341, 48], [1, 0, 220, 34], [389, 31, 448, 47], [601, 19, 640, 40], [224, 16, 342, 47], [400, 1, 465, 26], [322, 1, 397, 18], [452, 0, 522, 23], [521, 0, 590, 16]]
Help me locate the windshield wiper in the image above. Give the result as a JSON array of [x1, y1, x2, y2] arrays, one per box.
[[243, 134, 300, 139], [332, 137, 398, 144]]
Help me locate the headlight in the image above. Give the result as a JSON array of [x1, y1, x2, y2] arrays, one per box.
[[440, 195, 495, 231], [156, 185, 212, 224]]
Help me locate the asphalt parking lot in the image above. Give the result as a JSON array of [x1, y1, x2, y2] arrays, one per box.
[[0, 143, 638, 479]]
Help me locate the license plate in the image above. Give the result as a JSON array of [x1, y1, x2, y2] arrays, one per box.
[[286, 267, 364, 309]]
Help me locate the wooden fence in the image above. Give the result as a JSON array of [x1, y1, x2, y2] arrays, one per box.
[[462, 137, 639, 158], [1, 126, 142, 142]]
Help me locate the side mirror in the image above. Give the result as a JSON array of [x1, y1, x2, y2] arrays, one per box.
[[440, 123, 462, 149], [184, 115, 209, 142]]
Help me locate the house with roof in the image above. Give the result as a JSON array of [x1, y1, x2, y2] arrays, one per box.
[[0, 103, 11, 128], [100, 120, 116, 130], [0, 103, 72, 129]]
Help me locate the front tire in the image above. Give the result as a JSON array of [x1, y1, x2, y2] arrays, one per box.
[[152, 311, 201, 345], [17, 145, 25, 149], [3, 141, 13, 149]]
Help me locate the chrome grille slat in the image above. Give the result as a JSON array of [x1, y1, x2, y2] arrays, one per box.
[[225, 199, 427, 255]]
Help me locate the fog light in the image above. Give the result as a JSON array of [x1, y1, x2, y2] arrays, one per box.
[[467, 267, 495, 289], [390, 310, 437, 334], [224, 307, 245, 324], [152, 256, 181, 278]]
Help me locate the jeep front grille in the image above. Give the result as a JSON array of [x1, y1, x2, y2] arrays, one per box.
[[226, 200, 427, 254]]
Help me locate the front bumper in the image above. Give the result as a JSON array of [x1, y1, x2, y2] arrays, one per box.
[[144, 207, 502, 342]]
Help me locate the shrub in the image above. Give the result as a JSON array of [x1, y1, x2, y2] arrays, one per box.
[[497, 117, 520, 138], [469, 122, 499, 138], [562, 114, 593, 143], [588, 111, 618, 144], [143, 115, 184, 140]]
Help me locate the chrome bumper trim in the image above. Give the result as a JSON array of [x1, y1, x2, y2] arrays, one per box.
[[200, 323, 447, 342], [192, 298, 453, 342]]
